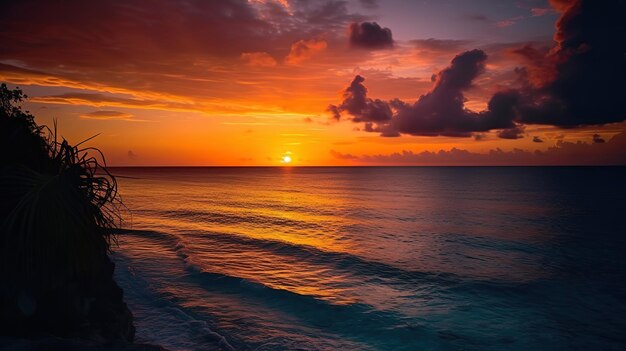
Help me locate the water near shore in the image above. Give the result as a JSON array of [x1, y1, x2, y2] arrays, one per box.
[[110, 167, 626, 350]]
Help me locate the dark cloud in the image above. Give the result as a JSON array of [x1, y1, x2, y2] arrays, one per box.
[[331, 0, 626, 139], [349, 22, 394, 49], [327, 75, 392, 123], [391, 50, 512, 137], [593, 133, 605, 143], [474, 133, 486, 141], [533, 136, 544, 143], [497, 125, 525, 139], [331, 132, 626, 165], [330, 50, 517, 138], [503, 0, 626, 127]]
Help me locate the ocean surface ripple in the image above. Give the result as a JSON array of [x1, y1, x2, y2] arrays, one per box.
[[110, 167, 626, 351]]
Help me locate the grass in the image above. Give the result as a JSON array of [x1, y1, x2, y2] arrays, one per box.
[[0, 83, 122, 291]]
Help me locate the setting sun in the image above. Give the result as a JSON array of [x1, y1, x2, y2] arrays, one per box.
[[281, 155, 292, 164]]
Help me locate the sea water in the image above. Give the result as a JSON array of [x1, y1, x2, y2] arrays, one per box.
[[110, 167, 626, 350]]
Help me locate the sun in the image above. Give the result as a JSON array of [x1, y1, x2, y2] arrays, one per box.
[[281, 155, 292, 164]]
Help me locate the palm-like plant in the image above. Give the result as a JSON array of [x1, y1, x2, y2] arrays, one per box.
[[0, 83, 127, 337], [1, 132, 122, 287]]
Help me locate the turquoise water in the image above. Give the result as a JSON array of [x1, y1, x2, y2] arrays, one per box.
[[110, 167, 626, 350]]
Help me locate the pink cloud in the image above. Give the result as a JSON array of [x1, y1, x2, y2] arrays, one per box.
[[495, 16, 524, 28], [331, 132, 626, 166], [531, 7, 555, 16], [285, 39, 327, 65]]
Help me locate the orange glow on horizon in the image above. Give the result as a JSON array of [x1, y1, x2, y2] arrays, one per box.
[[2, 0, 624, 166]]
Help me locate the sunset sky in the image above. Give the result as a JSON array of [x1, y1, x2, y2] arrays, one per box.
[[1, 0, 624, 166]]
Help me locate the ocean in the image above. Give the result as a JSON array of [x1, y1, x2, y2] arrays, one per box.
[[109, 167, 626, 351]]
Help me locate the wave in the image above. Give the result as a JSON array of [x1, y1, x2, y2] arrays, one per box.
[[113, 228, 538, 296], [112, 228, 550, 350], [112, 228, 460, 287], [143, 208, 330, 232], [112, 251, 236, 351], [112, 229, 440, 347]]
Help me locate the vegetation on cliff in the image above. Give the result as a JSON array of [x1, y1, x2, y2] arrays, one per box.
[[0, 83, 134, 342]]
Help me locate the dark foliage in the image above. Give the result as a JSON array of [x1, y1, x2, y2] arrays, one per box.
[[0, 83, 133, 341]]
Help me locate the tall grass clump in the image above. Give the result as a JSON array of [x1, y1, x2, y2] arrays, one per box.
[[0, 83, 129, 338]]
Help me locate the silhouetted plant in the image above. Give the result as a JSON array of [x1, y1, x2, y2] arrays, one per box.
[[0, 83, 122, 292]]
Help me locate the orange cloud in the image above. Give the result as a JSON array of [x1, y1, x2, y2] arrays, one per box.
[[30, 92, 289, 116], [285, 39, 327, 65], [80, 110, 137, 121], [2, 0, 621, 166], [241, 52, 277, 67], [32, 93, 197, 113]]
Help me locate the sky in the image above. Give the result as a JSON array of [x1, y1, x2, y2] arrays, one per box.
[[1, 0, 624, 166]]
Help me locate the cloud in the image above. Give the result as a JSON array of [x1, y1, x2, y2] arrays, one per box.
[[497, 125, 525, 139], [390, 50, 513, 137], [0, 0, 364, 65], [504, 0, 626, 127], [349, 22, 393, 49], [474, 133, 486, 141], [330, 0, 626, 139], [533, 136, 544, 143], [330, 150, 358, 160], [28, 92, 277, 115], [531, 7, 555, 16], [33, 93, 196, 112], [495, 16, 524, 28], [462, 14, 489, 22], [508, 44, 556, 86], [298, 1, 366, 28], [0, 1, 275, 61], [285, 38, 327, 64], [0, 0, 371, 116], [358, 0, 379, 10], [127, 150, 138, 159], [241, 52, 277, 67], [80, 110, 135, 121], [327, 75, 393, 124], [593, 133, 605, 143], [329, 50, 517, 138], [331, 132, 626, 166]]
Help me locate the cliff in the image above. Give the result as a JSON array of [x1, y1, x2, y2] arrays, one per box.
[[0, 84, 152, 349]]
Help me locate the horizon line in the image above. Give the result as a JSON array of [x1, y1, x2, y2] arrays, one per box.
[[106, 164, 626, 168]]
